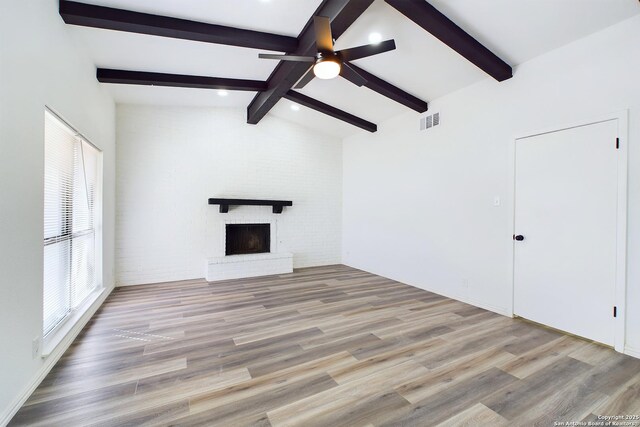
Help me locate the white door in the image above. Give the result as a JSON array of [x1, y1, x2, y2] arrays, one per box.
[[513, 120, 619, 346]]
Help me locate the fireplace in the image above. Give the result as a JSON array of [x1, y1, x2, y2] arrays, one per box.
[[225, 224, 270, 256], [206, 221, 292, 281]]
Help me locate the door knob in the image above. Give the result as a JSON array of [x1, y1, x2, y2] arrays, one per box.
[[514, 235, 525, 241]]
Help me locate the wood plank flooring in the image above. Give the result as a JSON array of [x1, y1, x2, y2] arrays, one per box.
[[11, 265, 640, 426]]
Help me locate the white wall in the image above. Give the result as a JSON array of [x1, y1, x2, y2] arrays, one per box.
[[0, 0, 116, 423], [343, 16, 640, 354], [116, 105, 342, 286]]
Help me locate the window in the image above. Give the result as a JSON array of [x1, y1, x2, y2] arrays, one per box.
[[43, 110, 102, 336]]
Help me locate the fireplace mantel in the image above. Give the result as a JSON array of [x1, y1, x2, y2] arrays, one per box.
[[208, 198, 293, 214]]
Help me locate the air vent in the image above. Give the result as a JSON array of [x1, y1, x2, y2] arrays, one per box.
[[420, 112, 440, 131]]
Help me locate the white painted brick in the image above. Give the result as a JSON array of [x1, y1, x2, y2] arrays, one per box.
[[206, 252, 293, 281], [116, 105, 342, 286]]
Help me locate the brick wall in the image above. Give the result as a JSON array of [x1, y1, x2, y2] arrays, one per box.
[[116, 105, 342, 286]]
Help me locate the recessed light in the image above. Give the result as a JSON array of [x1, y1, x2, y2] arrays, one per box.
[[290, 104, 300, 111], [368, 32, 382, 44], [218, 90, 229, 97]]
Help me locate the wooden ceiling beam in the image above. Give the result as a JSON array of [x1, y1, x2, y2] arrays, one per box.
[[384, 0, 512, 81], [97, 69, 267, 92], [59, 0, 298, 52], [344, 63, 428, 112], [64, 0, 432, 128], [246, 0, 376, 125], [284, 91, 377, 133]]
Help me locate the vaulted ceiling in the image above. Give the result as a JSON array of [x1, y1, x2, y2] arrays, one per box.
[[63, 0, 640, 138]]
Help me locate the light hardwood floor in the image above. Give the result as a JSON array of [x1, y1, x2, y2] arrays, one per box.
[[11, 265, 640, 426]]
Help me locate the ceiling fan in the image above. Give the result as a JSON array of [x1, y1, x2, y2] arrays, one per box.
[[258, 16, 396, 89]]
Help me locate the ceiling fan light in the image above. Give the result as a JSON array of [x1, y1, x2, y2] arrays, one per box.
[[313, 59, 341, 80]]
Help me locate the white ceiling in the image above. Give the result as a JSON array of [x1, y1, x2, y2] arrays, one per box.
[[67, 0, 640, 138]]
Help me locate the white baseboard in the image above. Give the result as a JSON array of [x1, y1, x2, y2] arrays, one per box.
[[342, 263, 511, 318], [116, 277, 204, 287], [457, 295, 512, 318], [414, 288, 511, 318], [624, 345, 640, 359], [0, 285, 114, 427]]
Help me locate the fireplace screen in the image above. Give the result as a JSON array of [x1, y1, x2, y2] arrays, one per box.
[[225, 224, 270, 255]]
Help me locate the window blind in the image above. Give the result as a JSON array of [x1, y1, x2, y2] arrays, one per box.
[[43, 110, 101, 336]]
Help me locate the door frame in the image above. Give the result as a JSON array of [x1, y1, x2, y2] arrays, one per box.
[[507, 110, 629, 353]]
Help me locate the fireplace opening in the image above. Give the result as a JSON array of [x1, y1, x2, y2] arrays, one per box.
[[225, 224, 270, 256]]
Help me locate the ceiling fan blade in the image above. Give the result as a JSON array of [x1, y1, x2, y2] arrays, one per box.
[[340, 62, 367, 87], [337, 39, 396, 62], [314, 16, 334, 52], [258, 53, 315, 62], [294, 66, 316, 89]]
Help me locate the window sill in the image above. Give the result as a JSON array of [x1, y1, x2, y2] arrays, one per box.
[[42, 288, 107, 357]]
